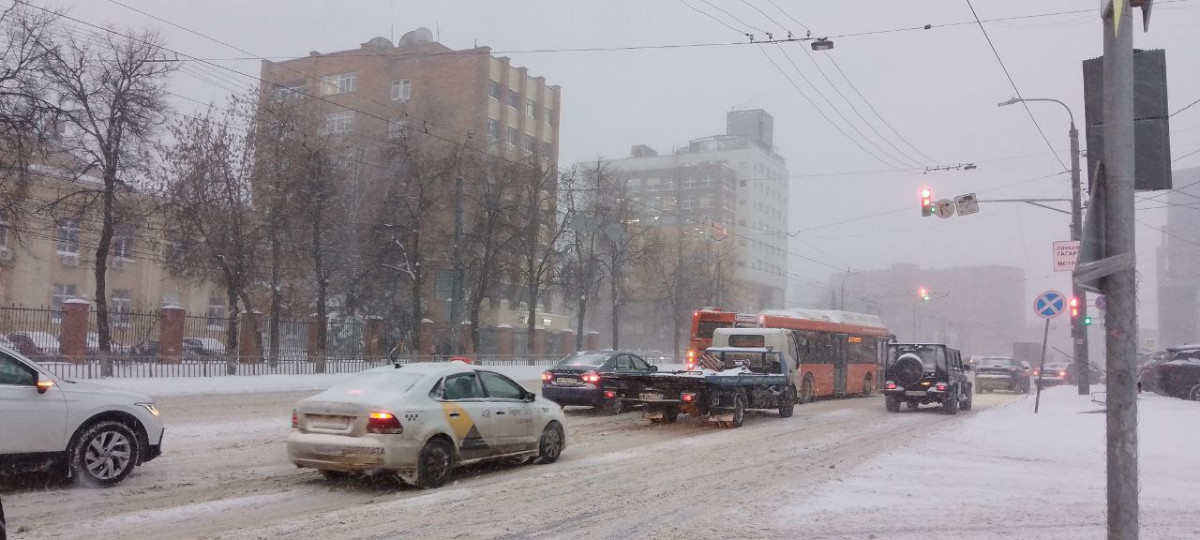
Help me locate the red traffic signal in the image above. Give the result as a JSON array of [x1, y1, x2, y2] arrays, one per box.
[[1070, 296, 1080, 318], [920, 187, 933, 217]]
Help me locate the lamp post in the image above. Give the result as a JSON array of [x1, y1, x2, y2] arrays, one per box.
[[998, 97, 1089, 395]]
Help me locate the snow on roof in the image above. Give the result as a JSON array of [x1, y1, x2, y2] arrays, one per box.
[[759, 308, 885, 328]]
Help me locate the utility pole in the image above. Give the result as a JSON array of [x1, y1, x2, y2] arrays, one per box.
[[1102, 2, 1138, 538], [450, 174, 464, 355]]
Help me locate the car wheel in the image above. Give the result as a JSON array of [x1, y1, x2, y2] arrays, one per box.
[[798, 373, 815, 404], [319, 470, 350, 481], [961, 386, 973, 411], [71, 421, 140, 487], [942, 390, 959, 415], [885, 395, 900, 413], [662, 407, 680, 424], [861, 375, 874, 397], [416, 438, 455, 489], [602, 397, 624, 416], [535, 422, 564, 464], [727, 391, 747, 428], [1188, 384, 1200, 402], [779, 385, 796, 418]]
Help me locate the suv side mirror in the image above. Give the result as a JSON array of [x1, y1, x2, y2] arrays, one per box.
[[36, 375, 54, 394]]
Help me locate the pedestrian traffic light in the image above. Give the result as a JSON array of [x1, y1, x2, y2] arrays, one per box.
[[920, 187, 933, 217]]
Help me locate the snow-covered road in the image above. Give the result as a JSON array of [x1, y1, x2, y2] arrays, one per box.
[[1, 380, 1026, 540]]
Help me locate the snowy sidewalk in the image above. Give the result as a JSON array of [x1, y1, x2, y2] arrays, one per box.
[[774, 387, 1200, 539]]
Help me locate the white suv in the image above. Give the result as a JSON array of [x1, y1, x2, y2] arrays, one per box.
[[0, 345, 164, 486]]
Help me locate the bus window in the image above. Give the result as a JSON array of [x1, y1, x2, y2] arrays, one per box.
[[696, 320, 727, 338]]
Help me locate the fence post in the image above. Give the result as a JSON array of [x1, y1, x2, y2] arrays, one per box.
[[497, 324, 513, 357], [159, 305, 185, 364], [532, 327, 546, 365], [560, 329, 576, 355], [586, 331, 600, 351], [459, 321, 474, 355], [364, 316, 384, 362], [60, 299, 89, 365], [420, 319, 435, 358]]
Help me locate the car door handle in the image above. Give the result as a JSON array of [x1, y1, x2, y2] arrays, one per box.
[[449, 412, 461, 418]]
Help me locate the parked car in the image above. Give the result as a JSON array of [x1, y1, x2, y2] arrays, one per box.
[[129, 340, 204, 360], [1065, 362, 1108, 385], [85, 333, 130, 355], [0, 343, 164, 486], [1154, 345, 1200, 400], [973, 356, 1030, 393], [287, 362, 565, 488], [541, 350, 658, 414], [6, 332, 61, 360], [1139, 352, 1174, 393], [0, 336, 14, 351], [183, 337, 226, 356]]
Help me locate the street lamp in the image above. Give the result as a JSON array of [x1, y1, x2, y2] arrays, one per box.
[[998, 96, 1089, 395]]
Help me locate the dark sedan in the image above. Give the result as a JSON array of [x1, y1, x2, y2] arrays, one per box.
[[1154, 346, 1200, 400], [541, 350, 657, 414]]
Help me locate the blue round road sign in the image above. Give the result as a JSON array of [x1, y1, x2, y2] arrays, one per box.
[[1034, 290, 1067, 319]]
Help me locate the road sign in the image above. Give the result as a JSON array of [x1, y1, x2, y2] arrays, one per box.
[[934, 199, 955, 219], [1053, 240, 1081, 272], [954, 193, 979, 216], [1034, 290, 1067, 319], [1095, 295, 1107, 311]]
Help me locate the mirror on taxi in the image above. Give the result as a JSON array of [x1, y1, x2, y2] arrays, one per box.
[[37, 374, 54, 394], [524, 391, 536, 402]]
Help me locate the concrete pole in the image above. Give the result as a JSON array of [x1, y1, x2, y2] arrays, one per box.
[[1070, 123, 1090, 396], [1102, 3, 1138, 538], [450, 175, 464, 355]]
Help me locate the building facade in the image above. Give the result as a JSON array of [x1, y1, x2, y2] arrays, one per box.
[[606, 109, 789, 311], [1157, 166, 1200, 348]]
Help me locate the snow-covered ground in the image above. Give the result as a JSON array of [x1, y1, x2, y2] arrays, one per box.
[[775, 386, 1200, 539]]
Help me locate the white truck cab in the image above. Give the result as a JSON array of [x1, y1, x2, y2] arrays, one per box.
[[710, 328, 800, 383]]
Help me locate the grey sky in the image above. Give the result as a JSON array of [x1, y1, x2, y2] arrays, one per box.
[[59, 0, 1200, 333]]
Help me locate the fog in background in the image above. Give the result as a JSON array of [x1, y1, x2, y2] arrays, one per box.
[[60, 0, 1200, 346]]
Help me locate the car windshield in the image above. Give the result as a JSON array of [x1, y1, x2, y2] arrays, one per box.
[[888, 345, 944, 370], [325, 371, 424, 397], [696, 320, 728, 339], [556, 352, 609, 367]]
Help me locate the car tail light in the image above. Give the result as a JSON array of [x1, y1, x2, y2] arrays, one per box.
[[934, 382, 948, 392], [1033, 369, 1040, 376], [366, 411, 404, 434], [581, 371, 601, 384], [885, 381, 897, 390], [604, 390, 616, 399], [686, 349, 697, 370], [681, 392, 696, 403], [1059, 370, 1067, 377], [291, 409, 298, 429], [542, 371, 553, 382]]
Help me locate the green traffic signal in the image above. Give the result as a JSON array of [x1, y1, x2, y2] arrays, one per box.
[[1083, 315, 1093, 326]]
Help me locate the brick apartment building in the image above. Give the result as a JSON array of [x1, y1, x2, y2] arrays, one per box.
[[259, 28, 566, 353]]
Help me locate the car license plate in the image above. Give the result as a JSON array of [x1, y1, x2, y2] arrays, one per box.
[[905, 390, 927, 397], [640, 392, 663, 401], [308, 415, 351, 430], [555, 377, 580, 386]]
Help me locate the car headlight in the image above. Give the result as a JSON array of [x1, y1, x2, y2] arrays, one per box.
[[136, 402, 160, 417]]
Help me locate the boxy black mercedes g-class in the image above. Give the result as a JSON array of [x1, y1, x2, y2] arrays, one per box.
[[883, 343, 973, 415]]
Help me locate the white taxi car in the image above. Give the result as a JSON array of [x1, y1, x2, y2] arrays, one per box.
[[287, 362, 566, 488]]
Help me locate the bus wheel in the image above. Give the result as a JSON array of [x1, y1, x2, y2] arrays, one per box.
[[798, 374, 815, 404], [861, 374, 874, 397]]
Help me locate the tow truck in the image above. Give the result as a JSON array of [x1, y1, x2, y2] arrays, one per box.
[[600, 346, 796, 428]]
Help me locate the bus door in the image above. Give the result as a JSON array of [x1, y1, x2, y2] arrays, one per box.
[[833, 334, 848, 395]]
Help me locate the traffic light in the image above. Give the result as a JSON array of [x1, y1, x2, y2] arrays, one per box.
[[1070, 296, 1080, 318], [1083, 315, 1094, 326], [920, 187, 933, 217], [919, 287, 930, 301]]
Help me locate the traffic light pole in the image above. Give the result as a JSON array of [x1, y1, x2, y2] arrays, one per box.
[[1069, 121, 1090, 396]]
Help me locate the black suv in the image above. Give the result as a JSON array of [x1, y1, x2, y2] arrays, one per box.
[[883, 343, 973, 414], [974, 356, 1030, 393]]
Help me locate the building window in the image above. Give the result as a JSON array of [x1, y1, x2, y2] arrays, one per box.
[[526, 98, 538, 119], [111, 289, 131, 327], [507, 127, 518, 147], [544, 107, 552, 125], [541, 142, 552, 157], [51, 284, 77, 321], [387, 118, 408, 139], [487, 119, 500, 141], [56, 218, 79, 255], [681, 195, 696, 210], [322, 111, 355, 134], [206, 297, 226, 329], [321, 72, 357, 95], [271, 82, 305, 102], [112, 227, 134, 260], [391, 79, 412, 102], [489, 80, 501, 100], [0, 209, 8, 247], [161, 291, 181, 308], [165, 234, 186, 261], [525, 134, 537, 154], [508, 89, 520, 109]]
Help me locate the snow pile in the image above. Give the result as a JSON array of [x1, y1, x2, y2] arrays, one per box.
[[774, 387, 1200, 539]]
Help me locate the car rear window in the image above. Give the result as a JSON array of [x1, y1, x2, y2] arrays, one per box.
[[979, 358, 1012, 368], [327, 371, 424, 396], [556, 352, 609, 367], [728, 335, 765, 347]]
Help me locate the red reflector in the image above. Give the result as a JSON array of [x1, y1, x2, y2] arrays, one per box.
[[885, 382, 896, 390], [604, 390, 616, 399], [367, 410, 403, 434], [291, 410, 298, 429], [935, 383, 947, 391], [681, 393, 695, 402]]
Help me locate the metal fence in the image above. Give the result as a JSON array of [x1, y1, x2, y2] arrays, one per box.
[[0, 305, 61, 354]]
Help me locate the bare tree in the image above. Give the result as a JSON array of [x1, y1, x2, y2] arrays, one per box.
[[511, 156, 567, 354], [157, 99, 262, 370], [559, 164, 603, 350], [462, 156, 519, 353], [42, 28, 175, 355], [0, 6, 59, 247], [595, 169, 651, 350]]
